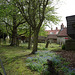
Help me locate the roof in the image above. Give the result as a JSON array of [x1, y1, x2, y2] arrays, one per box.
[[45, 29, 59, 40], [45, 30, 60, 35], [57, 28, 68, 37], [46, 34, 57, 40], [38, 36, 46, 40]]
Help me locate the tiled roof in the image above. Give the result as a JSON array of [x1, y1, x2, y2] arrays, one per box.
[[45, 30, 60, 35], [45, 29, 59, 40], [57, 28, 68, 37], [46, 34, 57, 40]]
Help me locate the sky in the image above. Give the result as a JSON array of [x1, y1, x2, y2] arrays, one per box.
[[46, 0, 75, 30]]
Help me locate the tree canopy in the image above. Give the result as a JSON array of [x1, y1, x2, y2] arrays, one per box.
[[15, 0, 60, 53], [0, 0, 60, 53]]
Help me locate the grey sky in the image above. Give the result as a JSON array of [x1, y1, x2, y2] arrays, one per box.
[[57, 0, 75, 26], [46, 0, 75, 30]]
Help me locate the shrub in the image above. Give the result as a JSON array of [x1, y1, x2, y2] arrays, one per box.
[[62, 44, 65, 50]]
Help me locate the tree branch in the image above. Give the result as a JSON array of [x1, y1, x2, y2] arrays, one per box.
[[2, 20, 11, 26], [6, 0, 10, 3], [19, 30, 28, 36], [16, 1, 35, 28], [16, 19, 26, 28], [28, 0, 34, 26], [38, 0, 49, 28], [2, 20, 12, 31]]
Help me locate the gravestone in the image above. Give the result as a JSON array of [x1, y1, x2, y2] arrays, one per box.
[[66, 15, 75, 50]]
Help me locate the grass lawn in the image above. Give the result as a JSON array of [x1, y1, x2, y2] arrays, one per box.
[[38, 43, 61, 51], [0, 43, 68, 75], [0, 43, 40, 75]]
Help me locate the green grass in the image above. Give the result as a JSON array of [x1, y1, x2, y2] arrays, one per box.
[[38, 43, 61, 51], [0, 45, 40, 75], [0, 43, 61, 75]]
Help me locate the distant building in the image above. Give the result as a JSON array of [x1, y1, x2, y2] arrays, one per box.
[[57, 23, 69, 44], [45, 27, 60, 43], [45, 27, 59, 35], [46, 34, 58, 43], [45, 23, 69, 44]]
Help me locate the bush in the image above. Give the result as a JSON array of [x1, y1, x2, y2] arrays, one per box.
[[62, 44, 65, 50]]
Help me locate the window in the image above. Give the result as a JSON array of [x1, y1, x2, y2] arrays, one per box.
[[50, 32, 53, 34]]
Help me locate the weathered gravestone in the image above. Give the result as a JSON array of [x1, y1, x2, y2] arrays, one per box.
[[66, 15, 75, 50]]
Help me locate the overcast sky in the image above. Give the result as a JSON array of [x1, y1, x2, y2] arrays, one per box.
[[46, 0, 75, 30]]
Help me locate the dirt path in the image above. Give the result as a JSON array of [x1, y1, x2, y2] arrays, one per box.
[[55, 50, 75, 70]]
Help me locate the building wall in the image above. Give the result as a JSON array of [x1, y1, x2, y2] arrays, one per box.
[[49, 39, 57, 43], [57, 37, 68, 45]]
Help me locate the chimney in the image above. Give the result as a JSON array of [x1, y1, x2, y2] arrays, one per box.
[[56, 27, 58, 30], [61, 23, 64, 29]]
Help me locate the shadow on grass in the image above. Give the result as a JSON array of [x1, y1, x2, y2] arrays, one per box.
[[0, 45, 28, 50], [0, 45, 36, 66], [3, 53, 33, 65]]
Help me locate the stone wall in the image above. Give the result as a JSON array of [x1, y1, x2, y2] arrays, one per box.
[[65, 40, 75, 50]]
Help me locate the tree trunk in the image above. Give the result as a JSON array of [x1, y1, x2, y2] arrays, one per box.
[[31, 29, 39, 54], [10, 14, 19, 46], [16, 35, 19, 46], [10, 27, 17, 46], [45, 40, 50, 48], [28, 26, 31, 49], [0, 39, 1, 45], [10, 29, 19, 46]]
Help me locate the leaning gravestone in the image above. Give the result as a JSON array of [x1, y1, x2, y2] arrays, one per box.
[[66, 15, 75, 50]]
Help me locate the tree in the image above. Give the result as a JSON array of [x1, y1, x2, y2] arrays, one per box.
[[15, 0, 50, 54], [0, 0, 26, 46], [16, 0, 60, 54], [27, 25, 32, 49], [18, 22, 33, 49], [0, 0, 60, 53], [0, 20, 8, 44]]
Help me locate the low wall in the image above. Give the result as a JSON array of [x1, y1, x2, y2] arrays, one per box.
[[65, 39, 75, 50]]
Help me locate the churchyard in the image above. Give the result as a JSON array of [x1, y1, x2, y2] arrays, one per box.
[[0, 43, 75, 75]]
